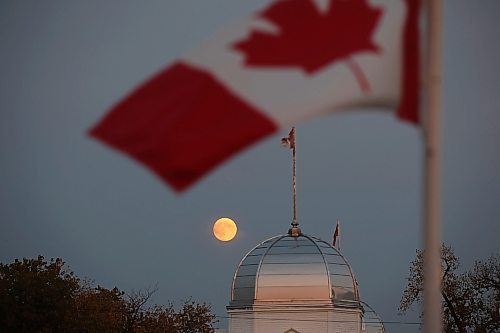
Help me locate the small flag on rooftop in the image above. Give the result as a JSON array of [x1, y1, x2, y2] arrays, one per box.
[[333, 220, 340, 250], [281, 128, 295, 150]]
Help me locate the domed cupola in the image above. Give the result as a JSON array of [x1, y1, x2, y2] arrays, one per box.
[[226, 129, 383, 332], [229, 233, 361, 310]]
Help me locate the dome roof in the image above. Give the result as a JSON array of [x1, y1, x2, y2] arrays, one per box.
[[229, 234, 360, 309], [361, 301, 386, 333]]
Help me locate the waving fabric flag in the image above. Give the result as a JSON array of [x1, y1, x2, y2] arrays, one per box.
[[90, 0, 421, 192], [281, 128, 295, 150], [332, 220, 340, 249]]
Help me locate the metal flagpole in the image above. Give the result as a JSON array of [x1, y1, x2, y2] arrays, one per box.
[[423, 0, 443, 332], [292, 128, 297, 227], [284, 127, 300, 237]]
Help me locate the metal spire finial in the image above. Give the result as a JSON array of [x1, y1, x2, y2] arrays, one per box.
[[282, 127, 301, 237]]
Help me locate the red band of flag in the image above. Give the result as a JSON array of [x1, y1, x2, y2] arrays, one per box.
[[90, 62, 277, 191]]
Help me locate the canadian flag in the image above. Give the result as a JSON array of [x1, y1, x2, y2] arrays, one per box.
[[90, 0, 421, 192]]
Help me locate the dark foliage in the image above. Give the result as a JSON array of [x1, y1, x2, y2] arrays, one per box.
[[0, 256, 216, 333], [400, 245, 499, 332]]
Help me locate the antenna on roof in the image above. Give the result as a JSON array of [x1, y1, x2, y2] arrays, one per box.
[[282, 127, 301, 237]]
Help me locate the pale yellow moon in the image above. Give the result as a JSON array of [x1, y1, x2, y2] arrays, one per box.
[[213, 218, 237, 242]]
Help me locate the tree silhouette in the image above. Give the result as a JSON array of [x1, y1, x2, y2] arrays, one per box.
[[0, 256, 217, 333], [400, 245, 500, 332]]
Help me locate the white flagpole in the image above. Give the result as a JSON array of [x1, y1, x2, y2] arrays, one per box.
[[423, 0, 443, 332]]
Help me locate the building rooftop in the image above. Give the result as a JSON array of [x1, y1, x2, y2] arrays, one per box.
[[229, 233, 361, 309]]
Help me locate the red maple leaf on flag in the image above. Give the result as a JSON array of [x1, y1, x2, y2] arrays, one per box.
[[233, 0, 383, 92]]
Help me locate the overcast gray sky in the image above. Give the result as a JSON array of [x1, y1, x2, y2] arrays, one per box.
[[1, 1, 499, 331]]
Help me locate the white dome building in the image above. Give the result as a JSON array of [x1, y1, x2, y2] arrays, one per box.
[[227, 228, 385, 333]]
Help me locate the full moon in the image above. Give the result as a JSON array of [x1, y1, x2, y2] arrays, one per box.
[[213, 218, 237, 242]]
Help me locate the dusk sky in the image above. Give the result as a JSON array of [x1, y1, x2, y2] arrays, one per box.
[[1, 1, 499, 332]]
